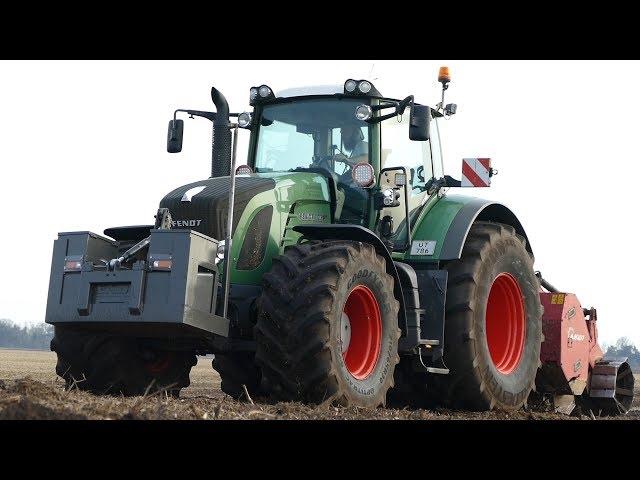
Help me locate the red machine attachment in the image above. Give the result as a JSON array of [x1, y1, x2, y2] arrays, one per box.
[[534, 273, 634, 416]]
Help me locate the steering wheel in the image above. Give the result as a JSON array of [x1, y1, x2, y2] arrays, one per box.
[[311, 154, 356, 179], [334, 155, 363, 186], [310, 154, 333, 171]]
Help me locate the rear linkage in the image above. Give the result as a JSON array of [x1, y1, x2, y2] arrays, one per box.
[[106, 208, 173, 271]]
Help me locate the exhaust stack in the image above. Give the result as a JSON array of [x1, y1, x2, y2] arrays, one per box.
[[210, 87, 231, 178]]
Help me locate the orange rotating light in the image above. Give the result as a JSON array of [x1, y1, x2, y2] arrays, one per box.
[[438, 66, 451, 84]]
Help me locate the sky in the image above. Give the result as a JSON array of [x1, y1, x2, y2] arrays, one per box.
[[0, 60, 638, 348]]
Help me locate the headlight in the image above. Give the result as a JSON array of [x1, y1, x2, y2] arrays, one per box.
[[382, 188, 396, 206], [344, 79, 357, 92], [355, 104, 372, 121], [352, 162, 375, 188], [259, 85, 272, 98], [250, 84, 275, 105], [238, 112, 252, 128], [358, 81, 372, 94], [344, 79, 379, 96]]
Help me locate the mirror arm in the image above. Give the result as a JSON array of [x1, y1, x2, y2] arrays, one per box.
[[423, 175, 460, 195], [173, 110, 240, 123], [371, 101, 398, 112], [173, 109, 217, 122], [366, 96, 415, 124], [367, 110, 399, 124], [444, 175, 461, 187], [396, 95, 414, 116], [425, 177, 446, 195]]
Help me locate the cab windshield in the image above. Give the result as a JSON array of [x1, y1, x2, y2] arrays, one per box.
[[254, 98, 370, 175]]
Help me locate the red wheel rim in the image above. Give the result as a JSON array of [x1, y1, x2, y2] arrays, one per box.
[[145, 353, 171, 375], [342, 285, 382, 380], [486, 273, 526, 374]]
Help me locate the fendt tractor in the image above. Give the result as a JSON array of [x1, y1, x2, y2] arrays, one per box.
[[45, 68, 634, 415]]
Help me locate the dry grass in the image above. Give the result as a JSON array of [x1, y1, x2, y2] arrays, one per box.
[[1, 348, 638, 420]]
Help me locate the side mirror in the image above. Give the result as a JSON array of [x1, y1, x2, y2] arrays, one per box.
[[409, 104, 430, 141], [167, 119, 184, 153]]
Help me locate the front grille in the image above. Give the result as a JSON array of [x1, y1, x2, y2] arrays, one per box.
[[159, 177, 275, 241]]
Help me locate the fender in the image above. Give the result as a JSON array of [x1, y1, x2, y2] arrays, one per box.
[[292, 224, 408, 333], [407, 194, 534, 262]]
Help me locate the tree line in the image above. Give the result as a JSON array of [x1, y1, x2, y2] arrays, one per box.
[[603, 337, 640, 369], [0, 318, 639, 369], [0, 319, 54, 350]]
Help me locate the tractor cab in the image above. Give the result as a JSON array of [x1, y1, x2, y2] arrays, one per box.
[[240, 80, 446, 251]]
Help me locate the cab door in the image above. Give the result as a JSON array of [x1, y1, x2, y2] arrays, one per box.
[[377, 111, 434, 250]]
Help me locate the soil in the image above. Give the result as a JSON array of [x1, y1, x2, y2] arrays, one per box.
[[1, 348, 638, 420]]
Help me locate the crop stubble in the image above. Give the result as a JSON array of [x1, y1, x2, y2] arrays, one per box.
[[0, 348, 637, 420]]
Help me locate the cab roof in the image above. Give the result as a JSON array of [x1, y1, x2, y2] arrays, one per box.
[[275, 85, 344, 98]]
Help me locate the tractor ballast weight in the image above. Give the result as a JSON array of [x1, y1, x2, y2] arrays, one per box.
[[44, 71, 633, 413], [45, 228, 228, 339]]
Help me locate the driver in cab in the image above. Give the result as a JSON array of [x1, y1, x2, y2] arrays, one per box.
[[335, 125, 368, 166], [332, 124, 369, 222]]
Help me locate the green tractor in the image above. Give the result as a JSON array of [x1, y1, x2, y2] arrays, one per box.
[[46, 68, 544, 411]]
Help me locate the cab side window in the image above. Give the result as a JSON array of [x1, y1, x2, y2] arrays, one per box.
[[430, 115, 444, 179], [380, 114, 432, 197]]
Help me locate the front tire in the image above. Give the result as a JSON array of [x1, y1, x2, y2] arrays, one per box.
[[211, 352, 263, 399], [255, 241, 401, 407], [51, 326, 197, 396]]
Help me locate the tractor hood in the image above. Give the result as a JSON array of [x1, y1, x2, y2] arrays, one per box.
[[159, 176, 276, 241], [158, 171, 332, 242]]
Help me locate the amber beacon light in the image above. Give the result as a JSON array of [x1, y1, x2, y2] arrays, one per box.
[[438, 66, 451, 84], [437, 66, 452, 112]]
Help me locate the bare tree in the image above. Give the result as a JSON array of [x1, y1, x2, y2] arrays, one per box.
[[0, 319, 53, 350]]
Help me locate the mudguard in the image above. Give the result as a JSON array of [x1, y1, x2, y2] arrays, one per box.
[[406, 194, 533, 262]]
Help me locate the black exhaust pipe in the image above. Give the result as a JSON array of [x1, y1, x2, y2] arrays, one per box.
[[211, 87, 231, 178]]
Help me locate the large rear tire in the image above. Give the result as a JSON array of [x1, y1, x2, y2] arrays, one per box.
[[255, 241, 401, 407], [432, 221, 543, 410], [51, 326, 197, 397]]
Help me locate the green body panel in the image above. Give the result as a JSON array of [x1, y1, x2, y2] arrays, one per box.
[[228, 172, 331, 285], [399, 193, 482, 262], [226, 169, 486, 283]]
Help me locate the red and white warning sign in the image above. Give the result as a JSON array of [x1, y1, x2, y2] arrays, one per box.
[[461, 158, 491, 187]]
